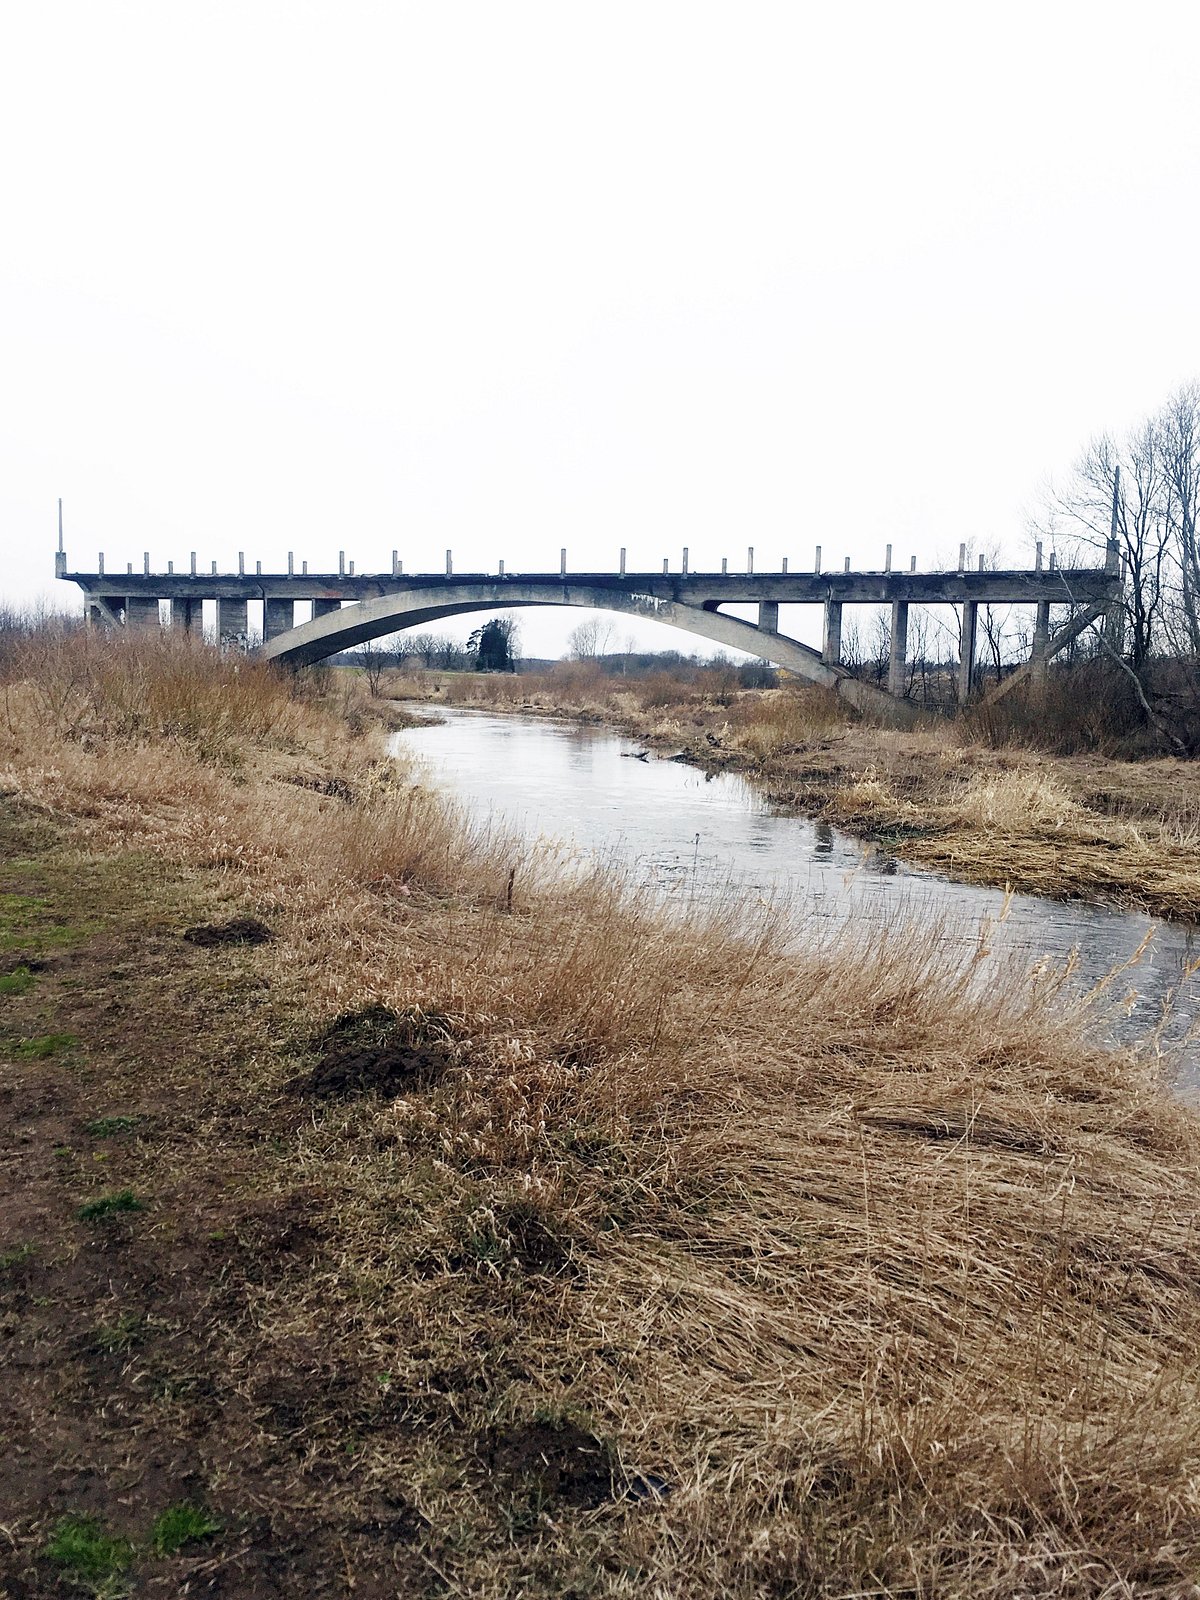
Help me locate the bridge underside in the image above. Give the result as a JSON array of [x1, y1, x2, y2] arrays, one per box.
[[64, 558, 1124, 719]]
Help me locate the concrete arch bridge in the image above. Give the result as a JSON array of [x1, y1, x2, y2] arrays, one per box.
[[62, 549, 1123, 717]]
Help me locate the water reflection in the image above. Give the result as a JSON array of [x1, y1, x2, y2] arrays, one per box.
[[394, 707, 1200, 1096]]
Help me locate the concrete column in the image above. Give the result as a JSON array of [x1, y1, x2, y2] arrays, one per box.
[[958, 600, 978, 703], [312, 598, 341, 620], [823, 599, 843, 665], [888, 601, 909, 697], [1031, 600, 1051, 683], [125, 596, 161, 629], [217, 597, 248, 649], [171, 598, 201, 631], [263, 598, 294, 642], [758, 600, 779, 634]]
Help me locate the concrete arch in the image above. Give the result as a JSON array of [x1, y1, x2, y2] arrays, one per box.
[[258, 580, 906, 720]]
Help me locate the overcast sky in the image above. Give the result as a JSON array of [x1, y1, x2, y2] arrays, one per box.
[[4, 1, 1200, 656]]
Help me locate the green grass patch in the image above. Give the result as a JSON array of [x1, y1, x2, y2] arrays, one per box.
[[0, 964, 36, 995], [93, 1313, 144, 1353], [77, 1189, 146, 1221], [149, 1501, 221, 1555], [0, 1241, 36, 1271], [86, 1115, 139, 1138], [14, 1031, 77, 1059], [43, 1514, 135, 1585]]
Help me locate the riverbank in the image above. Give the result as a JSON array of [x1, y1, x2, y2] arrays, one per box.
[[3, 630, 1200, 1597], [392, 667, 1200, 921]]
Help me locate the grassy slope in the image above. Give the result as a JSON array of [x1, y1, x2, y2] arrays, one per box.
[[407, 667, 1200, 920], [2, 633, 1200, 1597]]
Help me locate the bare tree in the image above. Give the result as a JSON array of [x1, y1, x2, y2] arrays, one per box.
[[567, 614, 617, 660], [1157, 382, 1200, 655]]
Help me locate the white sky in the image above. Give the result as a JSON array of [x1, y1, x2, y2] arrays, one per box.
[[3, 0, 1200, 657]]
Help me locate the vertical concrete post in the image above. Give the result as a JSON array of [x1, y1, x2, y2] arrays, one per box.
[[312, 598, 341, 621], [721, 557, 728, 574], [98, 553, 105, 576], [302, 560, 309, 575], [211, 561, 217, 576], [910, 556, 917, 572], [560, 548, 567, 575], [217, 597, 248, 649], [885, 543, 892, 573], [747, 546, 754, 574], [348, 561, 355, 577], [1031, 600, 1051, 683], [143, 552, 150, 576], [1035, 540, 1043, 571], [844, 556, 851, 572], [958, 543, 966, 572], [619, 547, 626, 574], [339, 551, 346, 576], [125, 596, 161, 629], [256, 561, 263, 576], [814, 545, 821, 572], [238, 552, 245, 577], [287, 551, 294, 576], [978, 554, 986, 572], [781, 556, 788, 574], [758, 601, 779, 633], [1049, 551, 1057, 570], [959, 601, 978, 703], [167, 561, 174, 574], [190, 551, 197, 575], [682, 546, 689, 575], [662, 558, 669, 574], [888, 601, 909, 697], [171, 598, 200, 631], [263, 598, 294, 641], [823, 599, 843, 666], [392, 550, 399, 577], [445, 550, 453, 576]]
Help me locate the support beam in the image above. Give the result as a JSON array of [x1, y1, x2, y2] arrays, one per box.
[[888, 601, 909, 698], [959, 600, 978, 703], [822, 599, 843, 666], [263, 598, 294, 642], [217, 597, 248, 648], [125, 596, 161, 629], [984, 601, 1109, 705], [758, 600, 779, 634], [171, 598, 201, 632]]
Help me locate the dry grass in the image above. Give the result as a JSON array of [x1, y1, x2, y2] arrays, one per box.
[[3, 630, 1200, 1595]]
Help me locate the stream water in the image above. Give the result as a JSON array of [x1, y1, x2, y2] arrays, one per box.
[[393, 706, 1200, 1097]]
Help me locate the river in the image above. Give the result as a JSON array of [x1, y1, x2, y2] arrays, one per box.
[[393, 706, 1200, 1096]]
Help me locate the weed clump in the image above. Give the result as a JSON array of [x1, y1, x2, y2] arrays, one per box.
[[14, 1031, 76, 1058], [77, 1189, 145, 1221], [43, 1514, 134, 1585], [149, 1501, 221, 1555]]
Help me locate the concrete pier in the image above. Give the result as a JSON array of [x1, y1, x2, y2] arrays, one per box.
[[217, 597, 248, 648], [263, 598, 294, 642], [822, 599, 843, 666], [959, 601, 978, 702], [758, 600, 779, 634], [171, 598, 202, 632], [125, 596, 161, 629], [888, 601, 909, 698], [1031, 600, 1051, 683]]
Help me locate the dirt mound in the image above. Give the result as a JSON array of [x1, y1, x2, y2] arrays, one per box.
[[290, 1005, 453, 1098], [183, 918, 274, 948], [483, 1420, 613, 1509]]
